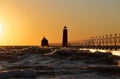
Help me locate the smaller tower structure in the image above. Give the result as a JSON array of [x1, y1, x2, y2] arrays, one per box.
[[41, 37, 49, 47]]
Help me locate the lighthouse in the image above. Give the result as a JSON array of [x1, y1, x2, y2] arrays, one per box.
[[41, 37, 49, 47], [62, 26, 68, 47]]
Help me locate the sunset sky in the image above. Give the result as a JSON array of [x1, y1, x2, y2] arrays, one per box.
[[0, 0, 120, 45]]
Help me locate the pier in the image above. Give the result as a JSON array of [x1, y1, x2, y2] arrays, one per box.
[[50, 33, 120, 50]]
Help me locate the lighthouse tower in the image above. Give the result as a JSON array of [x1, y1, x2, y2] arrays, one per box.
[[62, 26, 68, 47]]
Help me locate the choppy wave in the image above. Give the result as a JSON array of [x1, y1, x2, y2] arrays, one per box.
[[0, 47, 119, 79]]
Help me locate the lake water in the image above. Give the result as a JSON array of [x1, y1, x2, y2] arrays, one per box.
[[0, 47, 120, 79]]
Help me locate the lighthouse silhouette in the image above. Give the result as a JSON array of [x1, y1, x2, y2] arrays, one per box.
[[62, 26, 68, 47]]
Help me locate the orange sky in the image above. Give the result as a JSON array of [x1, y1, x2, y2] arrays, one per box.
[[0, 0, 120, 45]]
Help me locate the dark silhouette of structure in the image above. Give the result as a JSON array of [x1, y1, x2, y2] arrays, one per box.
[[62, 26, 68, 47], [41, 37, 49, 47]]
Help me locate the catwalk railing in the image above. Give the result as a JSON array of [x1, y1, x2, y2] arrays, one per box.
[[50, 33, 120, 50]]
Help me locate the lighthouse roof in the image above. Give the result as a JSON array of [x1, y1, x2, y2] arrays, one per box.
[[64, 26, 67, 29]]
